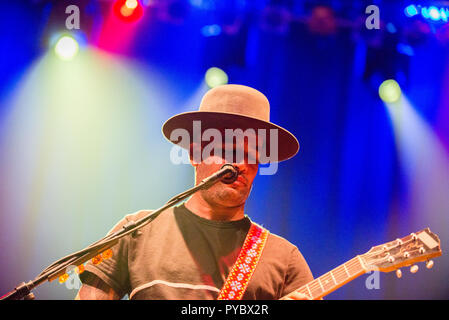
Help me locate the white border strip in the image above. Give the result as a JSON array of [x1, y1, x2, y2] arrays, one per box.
[[129, 280, 220, 299]]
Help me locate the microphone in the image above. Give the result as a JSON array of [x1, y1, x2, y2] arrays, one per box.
[[220, 164, 240, 184], [199, 164, 240, 187]]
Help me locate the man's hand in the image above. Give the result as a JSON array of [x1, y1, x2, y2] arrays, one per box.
[[280, 291, 323, 300], [280, 292, 312, 300]]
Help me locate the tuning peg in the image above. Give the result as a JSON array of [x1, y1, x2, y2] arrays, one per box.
[[426, 260, 434, 269], [410, 265, 419, 273], [396, 269, 402, 278]]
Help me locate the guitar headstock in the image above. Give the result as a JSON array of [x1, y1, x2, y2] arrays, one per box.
[[361, 228, 442, 273]]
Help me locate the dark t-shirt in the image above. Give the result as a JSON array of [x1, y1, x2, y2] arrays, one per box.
[[80, 204, 313, 299]]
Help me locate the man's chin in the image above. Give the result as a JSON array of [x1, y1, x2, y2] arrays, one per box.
[[216, 187, 248, 206]]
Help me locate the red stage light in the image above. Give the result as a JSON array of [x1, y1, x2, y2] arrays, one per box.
[[113, 0, 144, 23]]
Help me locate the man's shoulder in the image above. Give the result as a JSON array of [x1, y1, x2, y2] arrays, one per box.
[[123, 209, 155, 222], [248, 222, 302, 253], [107, 207, 176, 234], [264, 229, 313, 276], [266, 231, 299, 252]]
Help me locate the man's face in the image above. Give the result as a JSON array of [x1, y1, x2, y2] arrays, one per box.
[[193, 137, 259, 209]]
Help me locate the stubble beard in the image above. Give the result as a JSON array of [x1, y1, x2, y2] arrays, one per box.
[[200, 182, 249, 209]]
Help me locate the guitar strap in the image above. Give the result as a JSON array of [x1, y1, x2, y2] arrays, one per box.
[[217, 222, 269, 300]]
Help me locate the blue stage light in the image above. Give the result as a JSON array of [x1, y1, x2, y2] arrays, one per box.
[[405, 5, 418, 17], [189, 0, 213, 10], [428, 6, 441, 20], [441, 8, 448, 22], [397, 43, 415, 56], [421, 7, 430, 19], [386, 22, 397, 33], [405, 4, 449, 23], [201, 24, 221, 37]]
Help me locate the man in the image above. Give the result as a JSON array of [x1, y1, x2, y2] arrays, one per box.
[[76, 84, 314, 300]]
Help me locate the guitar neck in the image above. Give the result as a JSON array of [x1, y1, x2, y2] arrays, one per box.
[[286, 256, 367, 300], [282, 228, 442, 300]]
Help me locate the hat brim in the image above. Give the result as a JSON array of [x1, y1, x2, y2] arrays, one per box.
[[162, 111, 299, 162]]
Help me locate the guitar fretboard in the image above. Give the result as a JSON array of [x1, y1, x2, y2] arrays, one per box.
[[293, 256, 366, 299]]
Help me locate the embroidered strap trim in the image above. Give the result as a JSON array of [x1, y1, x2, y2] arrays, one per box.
[[217, 223, 269, 300]]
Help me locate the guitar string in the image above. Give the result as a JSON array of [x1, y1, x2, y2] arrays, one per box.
[[303, 247, 422, 298], [298, 238, 421, 297], [300, 245, 426, 298], [305, 268, 359, 294], [302, 257, 375, 298], [302, 258, 362, 295]]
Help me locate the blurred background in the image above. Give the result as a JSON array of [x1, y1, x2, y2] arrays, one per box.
[[0, 0, 448, 300]]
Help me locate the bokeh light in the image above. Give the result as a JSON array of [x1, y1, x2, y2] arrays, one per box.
[[404, 5, 418, 17], [54, 35, 79, 61], [429, 6, 441, 21], [205, 67, 228, 88], [125, 0, 138, 9], [378, 79, 402, 103], [113, 0, 144, 22]]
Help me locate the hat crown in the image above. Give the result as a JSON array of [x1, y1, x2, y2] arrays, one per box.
[[161, 83, 300, 162], [199, 84, 270, 122]]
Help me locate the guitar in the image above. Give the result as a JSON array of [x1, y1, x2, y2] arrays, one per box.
[[282, 228, 442, 299]]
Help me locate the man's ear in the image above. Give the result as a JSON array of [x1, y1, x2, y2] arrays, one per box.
[[189, 142, 202, 167]]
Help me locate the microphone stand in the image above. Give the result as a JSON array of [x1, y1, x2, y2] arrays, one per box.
[[1, 164, 238, 300]]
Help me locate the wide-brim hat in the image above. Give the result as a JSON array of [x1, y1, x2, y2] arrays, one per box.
[[162, 84, 299, 162]]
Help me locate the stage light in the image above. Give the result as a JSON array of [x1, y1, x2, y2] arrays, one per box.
[[307, 6, 337, 35], [189, 0, 215, 10], [405, 5, 449, 24], [205, 67, 228, 88], [120, 6, 134, 17], [404, 5, 418, 17], [386, 22, 397, 33], [397, 43, 415, 56], [429, 6, 441, 21], [113, 0, 144, 23], [421, 7, 430, 19], [54, 35, 79, 61], [125, 0, 138, 9], [201, 24, 221, 37], [378, 79, 402, 103], [121, 0, 138, 16], [441, 9, 448, 22]]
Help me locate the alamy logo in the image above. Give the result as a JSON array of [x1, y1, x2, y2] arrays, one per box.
[[62, 265, 82, 290], [365, 5, 380, 30], [365, 267, 381, 290], [169, 121, 280, 175], [66, 5, 80, 30]]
